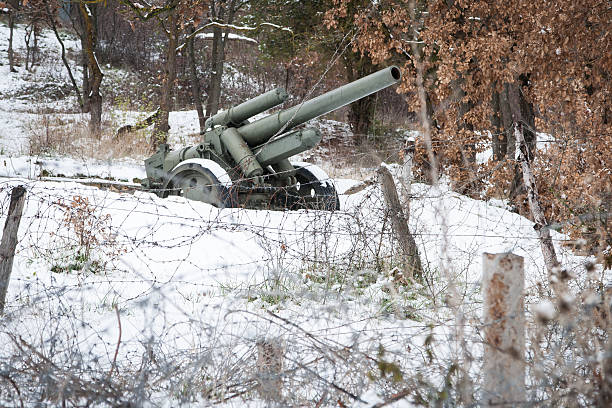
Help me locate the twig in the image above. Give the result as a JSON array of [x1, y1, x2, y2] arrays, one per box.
[[180, 20, 293, 49], [371, 388, 412, 407], [0, 373, 24, 408], [108, 304, 122, 379], [314, 391, 328, 408]]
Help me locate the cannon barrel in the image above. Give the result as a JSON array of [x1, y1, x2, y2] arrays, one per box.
[[236, 66, 401, 146], [205, 87, 289, 129]]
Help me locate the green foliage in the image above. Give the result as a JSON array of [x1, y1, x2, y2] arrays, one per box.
[[244, 0, 330, 60], [50, 249, 103, 274]]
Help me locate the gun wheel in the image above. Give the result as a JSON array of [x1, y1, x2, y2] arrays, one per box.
[[163, 159, 236, 208], [289, 163, 340, 211]]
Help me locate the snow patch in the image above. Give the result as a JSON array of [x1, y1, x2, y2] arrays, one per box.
[[196, 32, 258, 44], [172, 158, 233, 187], [532, 300, 556, 320]]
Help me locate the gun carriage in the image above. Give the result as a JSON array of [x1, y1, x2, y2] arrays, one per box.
[[142, 66, 402, 210]]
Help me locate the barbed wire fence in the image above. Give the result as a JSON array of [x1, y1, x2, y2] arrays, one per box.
[[1, 7, 610, 406], [0, 161, 609, 407]]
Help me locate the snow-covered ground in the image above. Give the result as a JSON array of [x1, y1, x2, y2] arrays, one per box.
[[0, 171, 581, 406], [0, 21, 604, 407]]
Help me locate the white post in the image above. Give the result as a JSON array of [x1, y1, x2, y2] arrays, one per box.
[[482, 252, 525, 406], [256, 338, 284, 401], [400, 136, 415, 202]]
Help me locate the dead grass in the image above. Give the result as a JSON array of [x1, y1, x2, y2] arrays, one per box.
[[26, 111, 153, 160], [306, 118, 408, 181]]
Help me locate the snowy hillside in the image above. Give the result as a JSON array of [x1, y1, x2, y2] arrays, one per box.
[[0, 170, 583, 407], [0, 20, 606, 408]]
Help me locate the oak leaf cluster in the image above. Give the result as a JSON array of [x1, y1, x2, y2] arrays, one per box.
[[330, 0, 611, 263]]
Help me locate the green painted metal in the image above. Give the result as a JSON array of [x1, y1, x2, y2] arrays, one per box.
[[254, 128, 321, 166], [205, 88, 288, 129], [271, 159, 296, 180], [162, 144, 204, 173], [219, 127, 264, 177], [237, 66, 401, 146], [143, 66, 402, 209]]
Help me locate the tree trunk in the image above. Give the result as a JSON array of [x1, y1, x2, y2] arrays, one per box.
[[515, 123, 568, 297], [44, 0, 84, 111], [490, 86, 506, 161], [204, 0, 240, 120], [344, 52, 377, 142], [8, 10, 17, 73], [89, 92, 102, 136], [71, 2, 91, 112], [80, 36, 91, 113], [116, 108, 160, 138], [452, 79, 478, 194], [348, 95, 376, 141], [495, 83, 516, 159], [188, 26, 206, 133], [79, 3, 103, 136], [507, 82, 536, 201], [153, 11, 179, 149], [32, 22, 40, 66], [507, 81, 536, 156], [492, 81, 537, 161], [205, 25, 225, 118], [24, 25, 31, 72], [419, 90, 438, 185], [490, 80, 537, 201]]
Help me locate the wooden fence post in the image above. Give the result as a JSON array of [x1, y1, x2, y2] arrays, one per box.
[[482, 252, 525, 406], [378, 165, 423, 281], [0, 186, 27, 315]]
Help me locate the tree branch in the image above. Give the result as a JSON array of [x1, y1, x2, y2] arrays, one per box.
[[178, 20, 292, 50]]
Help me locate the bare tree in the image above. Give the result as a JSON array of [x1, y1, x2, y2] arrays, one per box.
[[78, 1, 104, 136], [204, 0, 244, 119], [119, 0, 207, 149], [187, 24, 206, 132], [4, 0, 21, 73], [42, 0, 84, 111]]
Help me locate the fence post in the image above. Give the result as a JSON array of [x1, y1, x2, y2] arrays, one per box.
[[0, 186, 27, 315], [400, 137, 415, 207], [378, 165, 423, 281], [482, 252, 525, 406], [256, 338, 284, 402]]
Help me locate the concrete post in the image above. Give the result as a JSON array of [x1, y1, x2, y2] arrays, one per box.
[[256, 338, 284, 402], [482, 252, 525, 406]]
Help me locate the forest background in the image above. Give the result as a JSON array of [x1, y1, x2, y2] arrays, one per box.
[[0, 0, 611, 406], [3, 0, 608, 256]]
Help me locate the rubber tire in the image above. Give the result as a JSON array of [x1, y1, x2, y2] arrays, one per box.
[[290, 164, 340, 211]]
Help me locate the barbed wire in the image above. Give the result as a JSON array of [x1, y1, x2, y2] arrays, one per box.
[[0, 158, 609, 406]]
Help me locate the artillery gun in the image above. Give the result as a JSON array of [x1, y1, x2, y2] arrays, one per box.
[[142, 66, 402, 210]]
